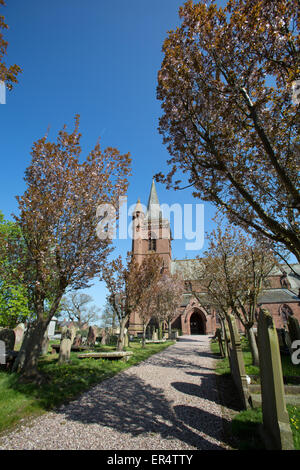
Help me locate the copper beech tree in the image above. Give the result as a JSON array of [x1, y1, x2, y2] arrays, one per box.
[[157, 0, 300, 261], [186, 223, 276, 365], [153, 273, 184, 340], [0, 0, 21, 89], [2, 116, 131, 381], [102, 254, 163, 350]]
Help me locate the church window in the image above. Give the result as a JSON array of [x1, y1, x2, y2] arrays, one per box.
[[148, 237, 157, 251]]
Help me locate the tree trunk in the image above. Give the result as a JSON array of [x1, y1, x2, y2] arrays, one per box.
[[12, 319, 49, 382], [158, 321, 163, 340], [220, 318, 229, 357], [142, 323, 147, 348], [117, 317, 127, 351], [168, 320, 172, 339], [246, 325, 259, 366]]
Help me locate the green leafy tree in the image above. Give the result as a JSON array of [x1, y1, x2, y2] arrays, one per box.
[[0, 212, 31, 328], [59, 292, 101, 329]]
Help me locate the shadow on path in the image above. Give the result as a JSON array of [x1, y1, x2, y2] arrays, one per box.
[[58, 372, 231, 450]]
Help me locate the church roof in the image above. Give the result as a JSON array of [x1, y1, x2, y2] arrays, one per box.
[[171, 259, 205, 279], [258, 288, 300, 304]]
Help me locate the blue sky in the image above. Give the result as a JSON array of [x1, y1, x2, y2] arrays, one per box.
[[0, 0, 226, 318]]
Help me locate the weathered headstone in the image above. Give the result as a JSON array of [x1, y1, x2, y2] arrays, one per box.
[[257, 309, 294, 450], [215, 328, 226, 358], [87, 326, 97, 346], [0, 329, 16, 352], [14, 323, 25, 348], [152, 329, 158, 341], [226, 314, 252, 409], [276, 328, 292, 355], [73, 334, 82, 348], [0, 340, 5, 365], [124, 332, 129, 348], [100, 329, 107, 345], [58, 326, 76, 363], [287, 315, 300, 343], [47, 316, 57, 338]]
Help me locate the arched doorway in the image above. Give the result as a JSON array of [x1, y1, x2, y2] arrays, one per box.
[[190, 309, 206, 335]]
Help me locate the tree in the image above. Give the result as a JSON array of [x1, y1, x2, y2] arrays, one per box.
[[59, 292, 101, 329], [153, 273, 184, 339], [99, 298, 118, 330], [1, 115, 131, 381], [0, 211, 31, 328], [0, 0, 22, 89], [186, 222, 276, 365], [157, 0, 300, 261], [102, 254, 163, 351], [135, 261, 162, 348]]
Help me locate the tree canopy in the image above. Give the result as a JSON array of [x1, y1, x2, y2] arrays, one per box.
[[0, 212, 31, 328], [157, 0, 300, 260], [8, 115, 131, 379], [0, 0, 21, 89]]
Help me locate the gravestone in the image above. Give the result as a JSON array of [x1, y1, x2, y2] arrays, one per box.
[[277, 328, 292, 355], [124, 332, 129, 348], [257, 309, 294, 450], [0, 329, 16, 352], [87, 326, 97, 346], [152, 329, 158, 341], [215, 328, 225, 358], [58, 326, 76, 364], [287, 316, 300, 343], [14, 323, 25, 348], [47, 317, 57, 338], [0, 341, 5, 365], [226, 314, 252, 409]]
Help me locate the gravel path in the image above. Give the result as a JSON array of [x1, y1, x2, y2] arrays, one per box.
[[0, 335, 236, 450]]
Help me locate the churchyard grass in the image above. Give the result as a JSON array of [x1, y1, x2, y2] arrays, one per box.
[[0, 340, 174, 434], [230, 405, 300, 450], [210, 336, 299, 381]]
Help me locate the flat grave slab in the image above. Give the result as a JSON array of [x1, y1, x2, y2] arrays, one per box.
[[77, 351, 133, 362], [50, 344, 90, 354]]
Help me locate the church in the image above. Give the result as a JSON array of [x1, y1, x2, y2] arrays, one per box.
[[128, 180, 300, 337]]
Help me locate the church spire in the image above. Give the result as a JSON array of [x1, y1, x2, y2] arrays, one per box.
[[146, 178, 162, 220]]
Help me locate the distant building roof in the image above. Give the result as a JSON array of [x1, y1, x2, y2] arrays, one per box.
[[171, 259, 205, 279], [258, 288, 300, 304]]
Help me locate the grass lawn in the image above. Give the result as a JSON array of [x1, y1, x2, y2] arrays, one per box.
[[230, 405, 300, 450], [210, 337, 300, 381], [0, 340, 174, 435], [211, 338, 300, 449]]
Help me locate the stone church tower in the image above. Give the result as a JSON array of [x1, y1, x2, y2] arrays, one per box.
[[131, 179, 172, 271]]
